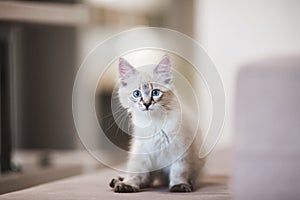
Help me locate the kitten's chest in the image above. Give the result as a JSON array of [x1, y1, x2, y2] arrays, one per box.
[[132, 113, 179, 135], [133, 119, 177, 142], [131, 114, 182, 154], [132, 126, 179, 154]]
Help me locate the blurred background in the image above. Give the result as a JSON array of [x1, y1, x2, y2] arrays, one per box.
[[0, 0, 300, 195]]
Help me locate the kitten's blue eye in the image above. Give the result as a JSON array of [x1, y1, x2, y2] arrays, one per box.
[[152, 89, 161, 97], [133, 90, 141, 98]]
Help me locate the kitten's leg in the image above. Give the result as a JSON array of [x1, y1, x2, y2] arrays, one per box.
[[112, 154, 152, 193], [113, 173, 150, 193], [169, 158, 193, 192]]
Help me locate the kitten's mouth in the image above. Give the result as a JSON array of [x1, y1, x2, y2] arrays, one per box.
[[142, 108, 153, 111]]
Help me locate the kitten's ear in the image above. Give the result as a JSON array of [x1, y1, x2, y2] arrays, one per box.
[[154, 55, 172, 84], [119, 58, 136, 86]]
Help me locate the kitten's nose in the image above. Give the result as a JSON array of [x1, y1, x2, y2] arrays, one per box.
[[143, 102, 151, 110]]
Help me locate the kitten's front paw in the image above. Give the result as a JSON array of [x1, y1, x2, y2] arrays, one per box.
[[170, 183, 193, 192], [109, 177, 124, 188], [114, 182, 139, 193]]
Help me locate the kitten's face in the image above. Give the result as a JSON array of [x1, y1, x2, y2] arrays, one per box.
[[118, 55, 177, 115]]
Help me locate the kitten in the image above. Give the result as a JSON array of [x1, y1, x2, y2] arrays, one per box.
[[109, 55, 205, 192]]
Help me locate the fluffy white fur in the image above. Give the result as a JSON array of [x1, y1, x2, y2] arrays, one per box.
[[110, 55, 205, 193]]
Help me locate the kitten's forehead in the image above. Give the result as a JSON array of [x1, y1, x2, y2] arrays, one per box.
[[121, 68, 171, 91], [140, 80, 168, 92], [136, 71, 153, 88], [141, 82, 151, 91], [140, 82, 152, 101]]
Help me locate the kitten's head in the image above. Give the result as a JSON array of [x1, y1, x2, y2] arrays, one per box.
[[118, 55, 179, 117]]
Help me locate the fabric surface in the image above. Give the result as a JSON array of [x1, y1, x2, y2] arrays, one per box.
[[0, 167, 230, 200]]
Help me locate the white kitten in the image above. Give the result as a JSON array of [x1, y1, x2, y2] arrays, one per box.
[[110, 55, 205, 192]]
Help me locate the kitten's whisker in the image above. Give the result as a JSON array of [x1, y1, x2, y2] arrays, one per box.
[[126, 118, 131, 135], [111, 107, 128, 115], [106, 120, 117, 132], [114, 113, 127, 138], [112, 105, 127, 112], [110, 109, 127, 119], [98, 106, 126, 122], [98, 113, 114, 121], [121, 113, 129, 131], [100, 105, 127, 131], [159, 106, 168, 113], [108, 111, 122, 125], [106, 112, 127, 132]]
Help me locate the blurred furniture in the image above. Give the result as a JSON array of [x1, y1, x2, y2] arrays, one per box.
[[0, 1, 88, 26], [233, 57, 300, 200], [0, 26, 13, 173], [0, 0, 89, 173], [0, 0, 90, 194]]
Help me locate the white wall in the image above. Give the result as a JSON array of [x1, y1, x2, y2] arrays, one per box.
[[195, 0, 300, 148]]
